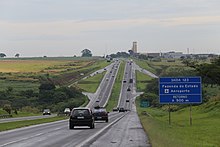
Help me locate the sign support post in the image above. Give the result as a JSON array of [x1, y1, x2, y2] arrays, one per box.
[[190, 104, 192, 126], [169, 103, 171, 125]]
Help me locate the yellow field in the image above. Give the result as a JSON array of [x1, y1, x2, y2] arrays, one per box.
[[0, 59, 90, 73]]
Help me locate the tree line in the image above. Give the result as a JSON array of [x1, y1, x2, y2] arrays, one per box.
[[0, 82, 86, 114]]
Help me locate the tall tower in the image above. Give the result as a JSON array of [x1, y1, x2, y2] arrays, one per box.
[[132, 41, 137, 53]]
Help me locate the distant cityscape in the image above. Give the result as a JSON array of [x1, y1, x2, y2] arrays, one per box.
[[130, 41, 219, 59]]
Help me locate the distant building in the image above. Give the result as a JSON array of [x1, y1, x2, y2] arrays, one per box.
[[140, 53, 160, 58], [161, 51, 184, 59], [132, 41, 137, 53]]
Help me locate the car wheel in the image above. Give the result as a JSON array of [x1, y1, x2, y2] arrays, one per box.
[[90, 123, 95, 129], [69, 122, 74, 129], [106, 119, 108, 123]]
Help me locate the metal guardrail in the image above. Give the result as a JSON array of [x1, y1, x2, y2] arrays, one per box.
[[0, 114, 13, 118]]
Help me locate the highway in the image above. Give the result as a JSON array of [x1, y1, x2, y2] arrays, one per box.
[[0, 59, 151, 147], [118, 60, 134, 110], [86, 60, 120, 108], [0, 112, 125, 147]]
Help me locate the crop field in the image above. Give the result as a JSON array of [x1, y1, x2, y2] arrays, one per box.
[[0, 57, 108, 92], [0, 59, 90, 73]]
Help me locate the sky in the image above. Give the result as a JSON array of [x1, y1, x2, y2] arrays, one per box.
[[0, 0, 220, 57]]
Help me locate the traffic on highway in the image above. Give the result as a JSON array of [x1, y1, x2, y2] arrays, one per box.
[[0, 59, 152, 147]]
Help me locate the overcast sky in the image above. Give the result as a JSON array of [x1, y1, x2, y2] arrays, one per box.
[[0, 0, 220, 57]]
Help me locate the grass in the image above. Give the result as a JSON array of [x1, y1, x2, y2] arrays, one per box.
[[136, 98, 220, 147], [0, 80, 39, 92], [0, 57, 109, 92], [0, 116, 67, 132], [135, 71, 154, 92], [203, 85, 220, 98], [134, 59, 156, 74], [0, 108, 41, 118], [135, 61, 220, 146], [106, 61, 125, 112], [77, 72, 106, 93], [0, 109, 7, 115]]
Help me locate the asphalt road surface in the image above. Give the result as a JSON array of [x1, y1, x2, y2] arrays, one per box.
[[86, 60, 120, 108], [89, 103, 150, 147], [0, 112, 125, 147]]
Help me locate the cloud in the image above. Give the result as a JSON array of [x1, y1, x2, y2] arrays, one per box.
[[1, 15, 220, 40]]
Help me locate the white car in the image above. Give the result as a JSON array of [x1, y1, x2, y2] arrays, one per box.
[[64, 108, 71, 115]]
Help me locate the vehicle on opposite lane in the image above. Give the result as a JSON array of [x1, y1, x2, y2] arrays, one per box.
[[69, 107, 95, 129], [43, 109, 51, 115]]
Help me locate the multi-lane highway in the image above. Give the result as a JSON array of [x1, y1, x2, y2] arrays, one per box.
[[86, 60, 120, 108], [0, 59, 152, 147]]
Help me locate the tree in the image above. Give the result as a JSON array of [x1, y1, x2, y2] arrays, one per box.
[[39, 82, 56, 92], [3, 104, 12, 114], [128, 50, 134, 56], [0, 53, 6, 58], [15, 53, 20, 58], [81, 49, 92, 57]]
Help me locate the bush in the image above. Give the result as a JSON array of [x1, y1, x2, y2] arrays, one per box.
[[3, 104, 12, 114], [21, 106, 40, 113]]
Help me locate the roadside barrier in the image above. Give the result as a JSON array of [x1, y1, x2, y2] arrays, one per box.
[[0, 114, 12, 118]]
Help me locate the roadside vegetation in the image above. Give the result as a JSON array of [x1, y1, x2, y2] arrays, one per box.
[[135, 56, 220, 146], [135, 71, 153, 92], [76, 71, 106, 93], [0, 57, 108, 116], [136, 97, 220, 147], [106, 61, 125, 112], [0, 116, 67, 132]]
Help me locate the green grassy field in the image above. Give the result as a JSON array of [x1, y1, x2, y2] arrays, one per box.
[[136, 71, 154, 92], [0, 57, 109, 92], [106, 61, 125, 112], [0, 116, 67, 132], [134, 59, 157, 74], [134, 60, 220, 147], [76, 72, 106, 93], [136, 98, 220, 147]]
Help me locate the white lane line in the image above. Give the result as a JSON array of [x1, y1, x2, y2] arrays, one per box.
[[75, 112, 128, 147], [0, 120, 67, 135], [0, 127, 64, 147], [0, 133, 44, 147]]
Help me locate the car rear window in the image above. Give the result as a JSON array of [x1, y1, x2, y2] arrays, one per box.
[[72, 109, 90, 116], [94, 109, 106, 113]]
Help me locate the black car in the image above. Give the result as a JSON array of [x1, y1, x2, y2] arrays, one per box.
[[43, 109, 51, 115], [119, 108, 126, 112], [93, 108, 108, 122], [112, 107, 118, 112], [69, 108, 95, 129]]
